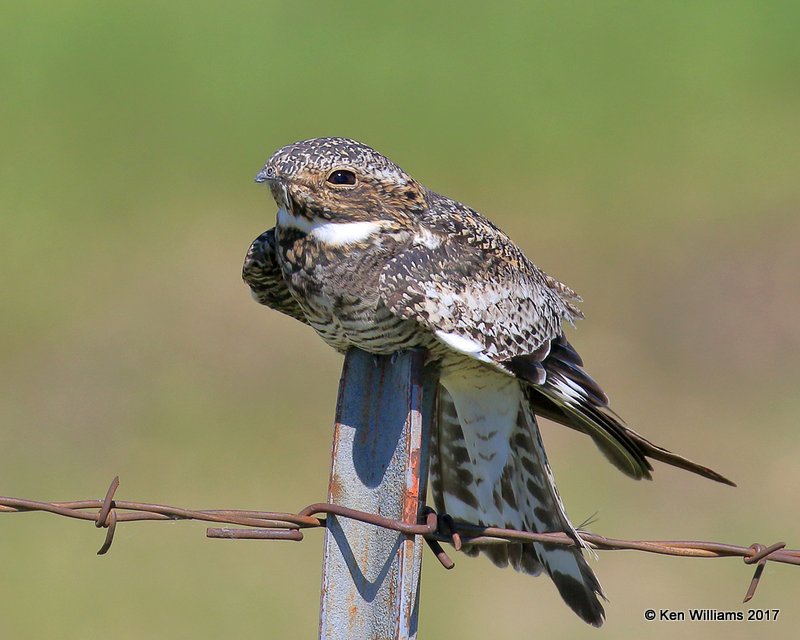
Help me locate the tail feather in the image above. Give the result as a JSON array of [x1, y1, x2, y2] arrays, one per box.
[[431, 383, 605, 626], [513, 398, 606, 626], [430, 384, 520, 568]]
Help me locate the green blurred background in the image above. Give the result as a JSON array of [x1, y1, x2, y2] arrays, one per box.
[[2, 2, 799, 638]]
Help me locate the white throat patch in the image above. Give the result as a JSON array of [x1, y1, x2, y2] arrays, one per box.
[[277, 208, 384, 247]]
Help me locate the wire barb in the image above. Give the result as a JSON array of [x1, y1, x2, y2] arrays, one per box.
[[95, 476, 120, 555], [2, 477, 798, 603], [743, 541, 786, 603], [420, 507, 455, 569]]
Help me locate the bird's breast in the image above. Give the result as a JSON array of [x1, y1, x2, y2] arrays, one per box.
[[273, 220, 405, 353]]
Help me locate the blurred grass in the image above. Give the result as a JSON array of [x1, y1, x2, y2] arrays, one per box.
[[2, 1, 799, 638]]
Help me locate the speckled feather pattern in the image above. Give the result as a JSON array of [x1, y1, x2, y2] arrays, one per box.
[[381, 190, 583, 365], [242, 228, 308, 323]]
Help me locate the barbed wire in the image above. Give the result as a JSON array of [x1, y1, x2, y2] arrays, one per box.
[[2, 476, 797, 603]]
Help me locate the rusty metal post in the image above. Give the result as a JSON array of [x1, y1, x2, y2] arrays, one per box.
[[319, 348, 436, 640]]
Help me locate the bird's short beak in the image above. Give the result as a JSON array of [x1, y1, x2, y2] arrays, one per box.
[[254, 167, 273, 184]]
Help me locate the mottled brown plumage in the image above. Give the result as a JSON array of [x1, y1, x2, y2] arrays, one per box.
[[243, 137, 733, 626]]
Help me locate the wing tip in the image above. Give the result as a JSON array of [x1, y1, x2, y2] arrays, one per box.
[[626, 432, 737, 487]]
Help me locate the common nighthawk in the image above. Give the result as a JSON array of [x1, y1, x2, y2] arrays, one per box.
[[243, 137, 733, 626]]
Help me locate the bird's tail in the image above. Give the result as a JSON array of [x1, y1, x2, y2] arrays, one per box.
[[430, 385, 605, 626]]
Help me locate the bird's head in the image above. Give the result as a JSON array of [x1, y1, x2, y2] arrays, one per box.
[[255, 137, 427, 226]]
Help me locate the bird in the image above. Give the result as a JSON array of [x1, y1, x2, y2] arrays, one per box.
[[243, 137, 733, 626]]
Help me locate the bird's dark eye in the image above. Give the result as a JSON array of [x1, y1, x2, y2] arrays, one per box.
[[326, 169, 357, 186]]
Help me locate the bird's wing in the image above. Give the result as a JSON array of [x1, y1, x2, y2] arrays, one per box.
[[378, 218, 573, 368], [243, 228, 309, 324], [378, 209, 733, 486], [528, 335, 736, 485]]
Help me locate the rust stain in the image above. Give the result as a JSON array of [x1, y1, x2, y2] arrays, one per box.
[[359, 537, 370, 568], [402, 448, 421, 523], [329, 473, 343, 502]]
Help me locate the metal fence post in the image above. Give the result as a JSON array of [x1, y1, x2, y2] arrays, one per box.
[[319, 348, 436, 640]]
